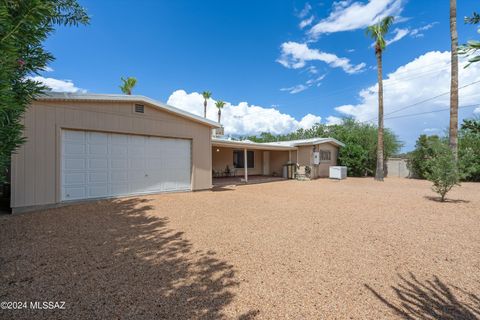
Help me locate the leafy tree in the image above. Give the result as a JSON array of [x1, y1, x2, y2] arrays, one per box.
[[408, 135, 443, 179], [215, 100, 225, 123], [449, 0, 459, 158], [424, 140, 460, 202], [119, 76, 137, 95], [0, 0, 89, 182], [366, 16, 395, 181], [458, 117, 480, 181], [409, 120, 480, 182], [202, 91, 211, 118], [459, 12, 480, 67], [461, 116, 480, 134], [337, 144, 368, 177]]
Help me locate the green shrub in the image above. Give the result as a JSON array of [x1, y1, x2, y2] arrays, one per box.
[[424, 141, 460, 202]]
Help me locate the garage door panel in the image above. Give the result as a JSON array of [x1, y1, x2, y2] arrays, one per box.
[[64, 130, 85, 142], [63, 186, 86, 200], [110, 171, 128, 183], [62, 130, 191, 201], [87, 184, 109, 198], [111, 145, 127, 156], [111, 159, 127, 169], [89, 159, 108, 170], [64, 143, 85, 155], [111, 184, 129, 195], [63, 172, 86, 185], [88, 132, 108, 143], [64, 158, 86, 170], [88, 172, 108, 183], [88, 144, 108, 155]]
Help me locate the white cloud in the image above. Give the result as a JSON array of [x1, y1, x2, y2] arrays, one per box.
[[326, 116, 343, 125], [299, 113, 322, 129], [297, 3, 312, 18], [277, 41, 366, 74], [474, 107, 480, 114], [300, 16, 315, 29], [281, 74, 326, 94], [29, 76, 85, 93], [410, 22, 437, 38], [167, 90, 321, 136], [280, 84, 309, 94], [308, 0, 405, 38], [333, 51, 480, 150], [385, 28, 409, 45], [423, 128, 440, 133]]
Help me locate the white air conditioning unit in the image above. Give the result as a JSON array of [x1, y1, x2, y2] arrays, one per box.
[[329, 166, 347, 180]]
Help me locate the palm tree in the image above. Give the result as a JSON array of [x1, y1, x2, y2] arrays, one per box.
[[366, 16, 394, 181], [120, 77, 137, 95], [202, 91, 212, 118], [449, 0, 459, 159], [215, 100, 225, 123]]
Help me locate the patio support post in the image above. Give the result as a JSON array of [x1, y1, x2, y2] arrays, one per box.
[[244, 148, 248, 183], [289, 150, 291, 163]]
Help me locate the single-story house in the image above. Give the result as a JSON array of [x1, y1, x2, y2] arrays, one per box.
[[10, 93, 344, 213]]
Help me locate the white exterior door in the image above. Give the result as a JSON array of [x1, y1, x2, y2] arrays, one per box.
[[61, 130, 191, 201]]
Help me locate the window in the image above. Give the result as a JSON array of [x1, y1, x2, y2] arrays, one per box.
[[233, 150, 254, 168], [134, 104, 145, 113], [320, 150, 331, 162]]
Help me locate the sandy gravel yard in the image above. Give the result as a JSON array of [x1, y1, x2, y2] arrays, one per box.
[[1, 178, 479, 319]]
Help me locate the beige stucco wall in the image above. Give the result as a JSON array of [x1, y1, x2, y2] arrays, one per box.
[[212, 147, 263, 175], [296, 143, 339, 178], [11, 100, 213, 210], [269, 151, 290, 176]]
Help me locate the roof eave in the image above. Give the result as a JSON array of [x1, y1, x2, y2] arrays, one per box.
[[35, 92, 221, 128]]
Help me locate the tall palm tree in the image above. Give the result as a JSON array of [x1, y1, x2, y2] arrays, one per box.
[[202, 91, 212, 118], [215, 100, 225, 123], [366, 16, 394, 181], [119, 77, 137, 95], [449, 0, 459, 159]]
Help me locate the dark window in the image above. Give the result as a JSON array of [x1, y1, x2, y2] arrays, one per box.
[[320, 150, 331, 161], [134, 104, 145, 113], [233, 150, 254, 168]]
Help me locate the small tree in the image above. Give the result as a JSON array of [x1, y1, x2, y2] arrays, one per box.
[[424, 141, 460, 202], [215, 100, 225, 123], [202, 91, 211, 118], [119, 77, 137, 95], [0, 0, 89, 182]]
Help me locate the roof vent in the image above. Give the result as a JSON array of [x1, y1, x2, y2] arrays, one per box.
[[134, 104, 145, 113]]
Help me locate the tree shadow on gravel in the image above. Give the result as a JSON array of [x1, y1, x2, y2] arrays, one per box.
[[365, 272, 480, 320], [0, 197, 257, 320], [423, 195, 470, 204]]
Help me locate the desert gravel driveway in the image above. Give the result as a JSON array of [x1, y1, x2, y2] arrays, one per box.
[[1, 178, 479, 319]]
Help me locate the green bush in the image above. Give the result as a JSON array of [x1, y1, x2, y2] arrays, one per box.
[[424, 141, 460, 202], [408, 135, 442, 179], [409, 117, 480, 181]]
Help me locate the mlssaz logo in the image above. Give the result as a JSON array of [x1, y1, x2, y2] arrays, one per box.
[[30, 301, 66, 310]]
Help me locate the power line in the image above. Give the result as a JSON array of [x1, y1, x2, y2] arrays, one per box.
[[365, 79, 480, 123], [384, 104, 479, 121]]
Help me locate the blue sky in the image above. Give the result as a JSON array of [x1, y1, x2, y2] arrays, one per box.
[[39, 0, 480, 151]]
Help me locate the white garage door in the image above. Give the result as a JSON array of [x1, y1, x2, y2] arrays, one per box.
[[61, 130, 191, 201]]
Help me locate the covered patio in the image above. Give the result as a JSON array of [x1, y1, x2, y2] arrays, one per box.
[[211, 138, 297, 184]]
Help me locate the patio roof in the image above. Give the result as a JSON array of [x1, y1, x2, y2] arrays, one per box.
[[212, 136, 345, 150], [212, 138, 297, 151], [262, 137, 345, 147]]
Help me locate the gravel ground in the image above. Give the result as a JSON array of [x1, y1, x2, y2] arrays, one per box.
[[1, 178, 479, 319]]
